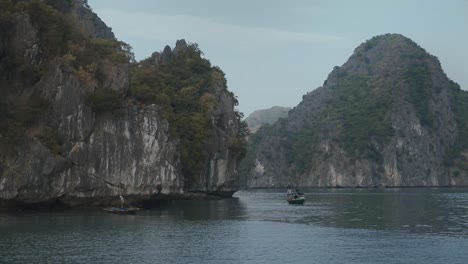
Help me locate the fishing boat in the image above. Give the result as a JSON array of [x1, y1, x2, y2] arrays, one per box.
[[287, 189, 305, 205], [103, 195, 140, 214], [103, 207, 140, 214]]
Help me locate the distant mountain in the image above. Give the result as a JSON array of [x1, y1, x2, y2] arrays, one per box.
[[240, 34, 468, 188], [245, 106, 290, 133]]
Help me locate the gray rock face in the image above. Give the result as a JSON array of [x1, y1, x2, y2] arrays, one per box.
[[159, 45, 173, 65], [151, 39, 189, 65], [147, 41, 241, 197], [0, 104, 182, 206], [0, 2, 241, 207], [190, 82, 240, 196], [242, 34, 468, 188], [69, 0, 115, 39], [1, 49, 183, 206], [173, 39, 188, 57], [12, 13, 41, 66]]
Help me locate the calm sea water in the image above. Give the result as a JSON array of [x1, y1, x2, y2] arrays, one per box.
[[1, 188, 468, 264]]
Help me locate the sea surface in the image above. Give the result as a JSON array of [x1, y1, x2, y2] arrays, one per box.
[[1, 188, 468, 264]]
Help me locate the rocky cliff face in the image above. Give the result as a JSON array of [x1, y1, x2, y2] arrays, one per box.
[[69, 0, 115, 39], [0, 0, 242, 208], [241, 34, 468, 188], [1, 104, 182, 207], [188, 82, 241, 196], [142, 40, 244, 197]]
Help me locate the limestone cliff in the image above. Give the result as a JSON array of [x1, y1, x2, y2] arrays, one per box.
[[135, 40, 246, 197], [0, 0, 244, 208], [241, 34, 468, 188]]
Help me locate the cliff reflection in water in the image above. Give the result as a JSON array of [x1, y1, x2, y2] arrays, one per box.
[[144, 198, 247, 221], [1, 189, 468, 264]]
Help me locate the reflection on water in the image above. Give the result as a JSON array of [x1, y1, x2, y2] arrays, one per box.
[[1, 188, 468, 264]]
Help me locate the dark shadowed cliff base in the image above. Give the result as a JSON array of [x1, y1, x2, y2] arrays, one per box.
[[0, 191, 238, 211]]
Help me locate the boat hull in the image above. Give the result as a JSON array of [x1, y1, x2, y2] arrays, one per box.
[[287, 198, 305, 205], [103, 207, 140, 214]]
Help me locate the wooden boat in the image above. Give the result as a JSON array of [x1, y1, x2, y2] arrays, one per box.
[[287, 192, 305, 205], [287, 196, 305, 204], [103, 207, 140, 214]]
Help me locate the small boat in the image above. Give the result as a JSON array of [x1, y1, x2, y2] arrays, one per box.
[[287, 190, 305, 205], [287, 195, 305, 204], [103, 207, 140, 214]]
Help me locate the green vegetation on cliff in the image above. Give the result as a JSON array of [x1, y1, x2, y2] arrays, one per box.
[[331, 71, 394, 160], [0, 0, 132, 144], [131, 43, 247, 181], [131, 44, 214, 180], [241, 34, 468, 188], [403, 62, 434, 127], [1, 0, 246, 185], [279, 70, 394, 173], [446, 81, 468, 168]]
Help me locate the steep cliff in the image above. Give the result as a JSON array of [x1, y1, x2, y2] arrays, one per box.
[[0, 0, 244, 208], [132, 40, 246, 197], [241, 34, 468, 188]]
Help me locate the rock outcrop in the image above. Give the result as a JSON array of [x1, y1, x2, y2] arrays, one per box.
[[70, 0, 116, 39], [241, 34, 468, 188], [0, 0, 243, 208], [190, 78, 241, 197], [139, 40, 244, 197]]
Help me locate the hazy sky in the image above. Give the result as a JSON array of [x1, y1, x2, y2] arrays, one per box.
[[88, 0, 467, 116]]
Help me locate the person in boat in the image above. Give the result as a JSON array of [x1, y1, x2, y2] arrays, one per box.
[[119, 195, 125, 208], [294, 189, 304, 199]]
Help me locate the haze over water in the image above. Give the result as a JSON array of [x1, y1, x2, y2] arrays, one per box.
[[1, 188, 468, 263]]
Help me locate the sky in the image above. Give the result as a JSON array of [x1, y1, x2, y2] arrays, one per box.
[[88, 0, 467, 116]]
